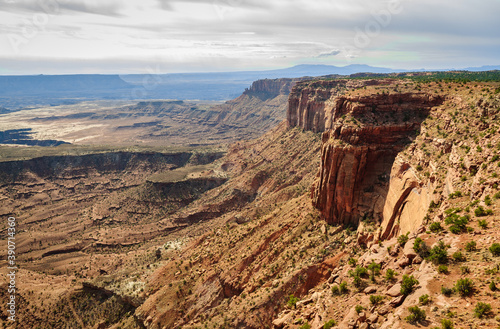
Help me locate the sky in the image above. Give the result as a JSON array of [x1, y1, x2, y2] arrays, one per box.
[[0, 0, 499, 75]]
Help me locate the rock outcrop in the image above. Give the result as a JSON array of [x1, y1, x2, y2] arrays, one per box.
[[287, 79, 443, 232]]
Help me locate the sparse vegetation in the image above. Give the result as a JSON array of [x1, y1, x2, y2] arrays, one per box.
[[401, 275, 419, 296], [405, 306, 426, 324], [465, 241, 477, 252], [473, 302, 492, 318], [397, 232, 409, 246], [287, 294, 299, 309], [369, 295, 384, 305], [419, 294, 431, 305], [489, 243, 500, 256], [323, 319, 336, 329], [429, 222, 443, 233], [454, 278, 474, 297], [385, 268, 397, 282]]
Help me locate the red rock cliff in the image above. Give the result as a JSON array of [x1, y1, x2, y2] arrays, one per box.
[[287, 79, 443, 228]]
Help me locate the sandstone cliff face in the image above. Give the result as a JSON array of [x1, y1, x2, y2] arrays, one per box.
[[244, 78, 300, 98], [287, 79, 444, 235]]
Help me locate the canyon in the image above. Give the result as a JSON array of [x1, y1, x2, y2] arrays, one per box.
[[1, 73, 500, 329]]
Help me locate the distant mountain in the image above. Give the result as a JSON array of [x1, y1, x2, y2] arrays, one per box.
[[462, 65, 500, 71], [0, 64, 497, 109]]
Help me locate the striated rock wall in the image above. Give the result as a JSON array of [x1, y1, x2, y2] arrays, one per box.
[[244, 78, 301, 98], [287, 79, 444, 235]]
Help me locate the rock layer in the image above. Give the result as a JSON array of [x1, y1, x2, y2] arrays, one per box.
[[287, 79, 443, 229]]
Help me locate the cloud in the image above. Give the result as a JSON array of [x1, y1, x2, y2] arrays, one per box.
[[156, 0, 270, 11], [317, 50, 341, 58], [0, 0, 123, 17]]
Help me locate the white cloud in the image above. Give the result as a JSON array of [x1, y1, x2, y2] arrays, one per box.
[[0, 0, 498, 74]]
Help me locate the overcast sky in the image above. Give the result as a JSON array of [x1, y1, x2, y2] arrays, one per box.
[[0, 0, 499, 75]]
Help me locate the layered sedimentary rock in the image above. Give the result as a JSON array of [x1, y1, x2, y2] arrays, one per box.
[[287, 79, 443, 232]]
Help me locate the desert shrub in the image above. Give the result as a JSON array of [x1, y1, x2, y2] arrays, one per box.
[[352, 275, 363, 288], [429, 222, 443, 233], [349, 266, 368, 277], [475, 206, 493, 217], [473, 302, 491, 318], [331, 285, 339, 295], [489, 243, 500, 256], [437, 265, 449, 274], [348, 257, 357, 266], [355, 305, 364, 314], [385, 269, 397, 282], [477, 219, 488, 228], [452, 251, 465, 262], [441, 286, 453, 296], [428, 241, 448, 264], [299, 323, 311, 329], [401, 275, 419, 296], [323, 319, 336, 329], [367, 261, 381, 281], [454, 278, 474, 296], [484, 195, 492, 206], [489, 281, 497, 291], [465, 241, 476, 251], [405, 306, 426, 324], [397, 232, 409, 246], [287, 294, 299, 308], [460, 266, 470, 274], [419, 294, 430, 305], [449, 191, 462, 199], [369, 295, 384, 305], [441, 318, 454, 329], [413, 238, 430, 258], [445, 213, 470, 233], [339, 281, 348, 294]]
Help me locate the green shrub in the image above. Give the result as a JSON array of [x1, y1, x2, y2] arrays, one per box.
[[385, 269, 397, 282], [419, 294, 430, 305], [489, 281, 497, 291], [287, 294, 299, 308], [477, 219, 488, 228], [475, 206, 493, 217], [460, 266, 470, 274], [349, 266, 368, 277], [370, 295, 384, 305], [429, 222, 443, 233], [437, 265, 449, 274], [441, 286, 453, 296], [489, 243, 500, 256], [413, 238, 430, 258], [331, 285, 339, 295], [401, 275, 419, 296], [405, 306, 426, 324], [367, 261, 381, 282], [454, 278, 474, 296], [449, 191, 462, 199], [452, 251, 465, 262], [445, 213, 470, 233], [355, 305, 364, 314], [465, 241, 476, 251], [441, 318, 454, 329], [339, 281, 348, 294], [473, 302, 491, 318], [428, 241, 448, 264], [299, 323, 311, 329], [397, 232, 409, 246], [323, 319, 336, 329], [348, 257, 357, 266], [484, 195, 492, 206]]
